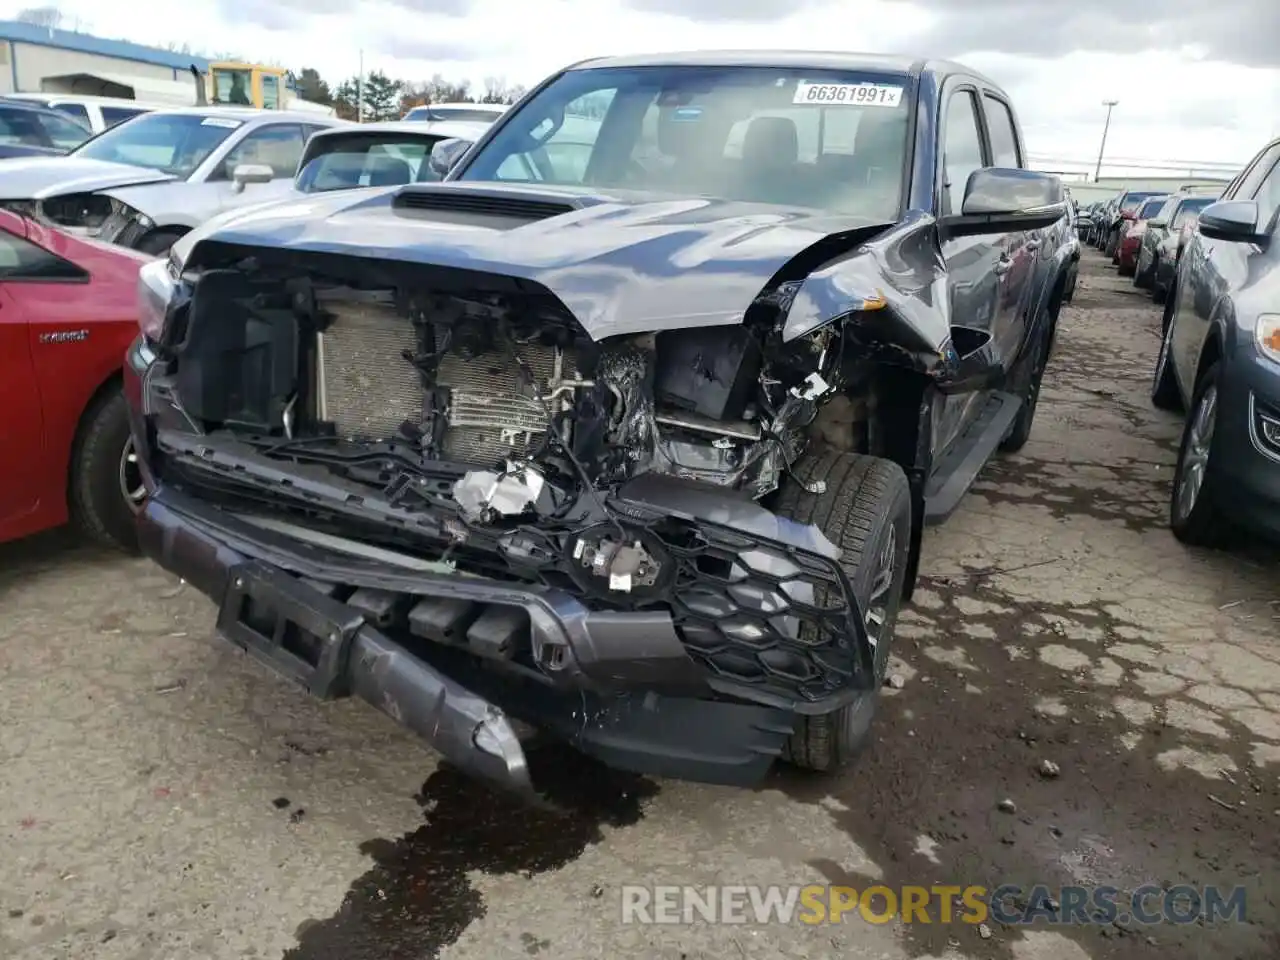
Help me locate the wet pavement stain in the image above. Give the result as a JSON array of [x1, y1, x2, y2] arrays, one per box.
[[284, 744, 657, 960], [770, 574, 1280, 960]]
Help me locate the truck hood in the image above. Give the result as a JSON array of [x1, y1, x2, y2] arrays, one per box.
[[0, 156, 176, 199], [184, 182, 904, 342]]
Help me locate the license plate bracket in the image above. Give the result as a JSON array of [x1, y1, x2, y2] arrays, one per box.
[[216, 562, 363, 699]]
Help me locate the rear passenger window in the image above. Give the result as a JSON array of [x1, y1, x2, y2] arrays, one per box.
[[0, 229, 87, 281], [983, 95, 1021, 168], [53, 103, 91, 126], [101, 106, 147, 128], [942, 90, 985, 215]]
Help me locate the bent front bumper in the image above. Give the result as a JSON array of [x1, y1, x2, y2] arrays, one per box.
[[137, 488, 804, 790]]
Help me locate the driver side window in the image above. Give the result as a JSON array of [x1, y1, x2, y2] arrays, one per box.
[[942, 90, 985, 216], [214, 124, 306, 180], [494, 89, 616, 184]]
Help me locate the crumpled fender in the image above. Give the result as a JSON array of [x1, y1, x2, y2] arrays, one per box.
[[780, 210, 953, 376]]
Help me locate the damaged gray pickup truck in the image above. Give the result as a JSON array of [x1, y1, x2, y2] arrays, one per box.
[[125, 52, 1072, 798]]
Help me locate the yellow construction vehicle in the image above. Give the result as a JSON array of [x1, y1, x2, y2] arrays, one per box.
[[205, 62, 336, 116]]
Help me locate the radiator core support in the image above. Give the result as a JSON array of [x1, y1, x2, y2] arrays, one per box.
[[314, 298, 577, 466]]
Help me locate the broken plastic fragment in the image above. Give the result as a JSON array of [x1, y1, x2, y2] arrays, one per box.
[[791, 371, 831, 401], [453, 465, 547, 521]]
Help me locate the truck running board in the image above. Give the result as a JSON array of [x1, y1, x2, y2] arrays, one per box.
[[923, 391, 1022, 526]]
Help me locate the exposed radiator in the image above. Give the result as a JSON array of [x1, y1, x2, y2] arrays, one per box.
[[316, 299, 573, 466], [437, 347, 572, 465], [316, 301, 419, 440]]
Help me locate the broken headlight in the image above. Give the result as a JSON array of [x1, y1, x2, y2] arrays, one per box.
[[1257, 315, 1280, 365], [35, 194, 152, 240]]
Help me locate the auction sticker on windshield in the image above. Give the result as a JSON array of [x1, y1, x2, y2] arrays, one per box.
[[793, 82, 903, 107], [201, 117, 243, 128]]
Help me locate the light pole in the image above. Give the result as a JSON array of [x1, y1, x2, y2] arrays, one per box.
[[1094, 99, 1118, 183]]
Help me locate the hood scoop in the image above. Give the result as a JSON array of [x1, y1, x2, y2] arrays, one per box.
[[392, 186, 576, 223]]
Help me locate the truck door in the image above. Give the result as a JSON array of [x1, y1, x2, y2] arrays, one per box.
[[936, 85, 1000, 451], [980, 91, 1039, 366]]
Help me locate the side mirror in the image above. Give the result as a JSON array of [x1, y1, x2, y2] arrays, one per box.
[[1197, 199, 1268, 245], [941, 167, 1066, 238], [427, 138, 472, 179], [231, 163, 274, 193]]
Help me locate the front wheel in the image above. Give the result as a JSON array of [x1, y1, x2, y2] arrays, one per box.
[[1170, 362, 1229, 546], [776, 451, 912, 773], [69, 390, 143, 552], [134, 229, 185, 258]]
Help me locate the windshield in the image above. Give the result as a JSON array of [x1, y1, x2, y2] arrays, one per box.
[[458, 65, 913, 219], [1138, 198, 1166, 219], [1172, 197, 1214, 228], [405, 106, 502, 122], [297, 132, 458, 192], [71, 113, 241, 178], [1120, 192, 1160, 212]]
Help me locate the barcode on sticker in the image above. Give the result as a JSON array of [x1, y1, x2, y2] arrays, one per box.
[[793, 82, 903, 107]]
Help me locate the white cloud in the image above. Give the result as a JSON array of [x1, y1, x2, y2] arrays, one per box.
[[8, 0, 1280, 169]]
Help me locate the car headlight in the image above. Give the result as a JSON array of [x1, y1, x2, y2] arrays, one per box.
[[1258, 315, 1280, 364], [138, 256, 176, 342]]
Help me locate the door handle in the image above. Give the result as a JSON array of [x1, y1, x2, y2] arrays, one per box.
[[994, 255, 1013, 276]]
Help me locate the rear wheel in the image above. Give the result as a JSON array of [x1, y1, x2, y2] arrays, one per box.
[[1151, 319, 1182, 412], [69, 390, 142, 552], [776, 451, 912, 773], [1000, 311, 1053, 453]]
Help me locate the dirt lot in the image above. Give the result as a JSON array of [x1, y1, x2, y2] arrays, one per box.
[[2, 249, 1278, 960]]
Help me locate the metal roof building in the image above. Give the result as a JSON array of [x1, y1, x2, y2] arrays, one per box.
[[0, 20, 210, 99]]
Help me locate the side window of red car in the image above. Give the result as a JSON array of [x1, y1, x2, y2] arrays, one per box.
[[0, 230, 87, 282]]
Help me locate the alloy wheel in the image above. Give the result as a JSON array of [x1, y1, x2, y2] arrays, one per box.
[[1175, 384, 1217, 521], [118, 437, 147, 513]]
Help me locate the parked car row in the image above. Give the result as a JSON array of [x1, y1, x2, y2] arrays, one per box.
[[0, 110, 498, 551], [1096, 143, 1280, 546]]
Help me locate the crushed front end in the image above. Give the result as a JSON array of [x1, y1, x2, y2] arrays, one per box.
[[126, 245, 878, 794]]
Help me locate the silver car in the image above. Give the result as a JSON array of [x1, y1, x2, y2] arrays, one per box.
[[0, 106, 348, 255]]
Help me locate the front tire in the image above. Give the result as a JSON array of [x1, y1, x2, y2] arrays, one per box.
[[69, 390, 141, 553], [775, 451, 912, 773], [134, 229, 185, 258], [1170, 363, 1229, 546]]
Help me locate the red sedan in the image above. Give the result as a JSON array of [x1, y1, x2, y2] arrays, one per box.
[[1114, 195, 1169, 276], [0, 209, 149, 550]]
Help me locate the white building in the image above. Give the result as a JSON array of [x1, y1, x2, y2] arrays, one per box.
[[0, 19, 209, 102]]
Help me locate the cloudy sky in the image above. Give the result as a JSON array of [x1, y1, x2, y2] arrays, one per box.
[[6, 0, 1279, 173]]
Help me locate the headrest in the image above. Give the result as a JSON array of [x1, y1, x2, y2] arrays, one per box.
[[742, 116, 799, 168]]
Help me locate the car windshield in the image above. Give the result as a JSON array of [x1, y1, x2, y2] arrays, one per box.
[[405, 106, 501, 122], [1120, 192, 1160, 212], [1172, 197, 1214, 228], [71, 113, 242, 178], [297, 132, 459, 191], [1138, 198, 1166, 219], [458, 64, 913, 219]]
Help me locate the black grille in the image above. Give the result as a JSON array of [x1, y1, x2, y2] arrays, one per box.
[[393, 189, 574, 221]]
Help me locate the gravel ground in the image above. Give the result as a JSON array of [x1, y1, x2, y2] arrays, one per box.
[[2, 249, 1278, 960]]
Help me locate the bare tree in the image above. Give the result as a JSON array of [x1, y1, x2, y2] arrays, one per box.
[[16, 6, 63, 28]]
